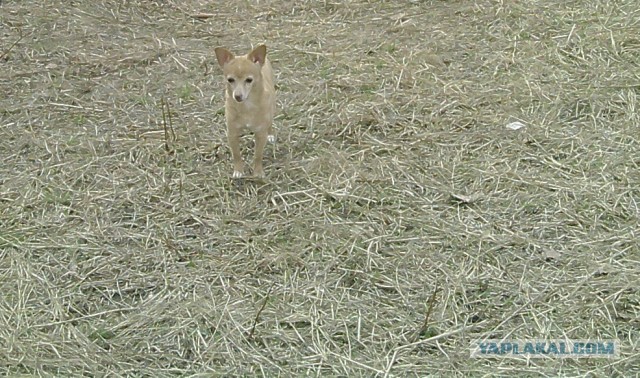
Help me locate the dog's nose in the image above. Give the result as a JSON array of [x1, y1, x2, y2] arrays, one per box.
[[234, 94, 243, 102]]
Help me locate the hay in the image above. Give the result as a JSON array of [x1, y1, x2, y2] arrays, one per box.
[[1, 0, 638, 375]]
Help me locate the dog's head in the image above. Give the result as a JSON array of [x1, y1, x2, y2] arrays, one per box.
[[214, 45, 267, 103]]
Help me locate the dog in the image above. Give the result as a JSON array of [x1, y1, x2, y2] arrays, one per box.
[[214, 44, 276, 178]]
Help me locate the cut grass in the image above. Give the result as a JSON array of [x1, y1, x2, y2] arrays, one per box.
[[1, 0, 639, 376]]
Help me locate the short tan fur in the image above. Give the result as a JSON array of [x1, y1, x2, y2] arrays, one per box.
[[214, 44, 276, 178]]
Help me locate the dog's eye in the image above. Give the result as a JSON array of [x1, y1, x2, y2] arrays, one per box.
[[245, 78, 253, 84], [227, 78, 235, 83]]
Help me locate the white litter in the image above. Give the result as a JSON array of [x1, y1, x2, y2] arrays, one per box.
[[506, 121, 525, 130]]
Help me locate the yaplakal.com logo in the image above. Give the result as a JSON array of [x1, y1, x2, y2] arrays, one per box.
[[470, 339, 620, 359]]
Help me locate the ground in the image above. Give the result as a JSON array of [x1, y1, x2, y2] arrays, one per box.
[[1, 0, 639, 376]]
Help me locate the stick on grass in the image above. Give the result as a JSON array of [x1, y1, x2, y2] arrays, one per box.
[[0, 29, 23, 61], [412, 282, 440, 342], [247, 284, 274, 339]]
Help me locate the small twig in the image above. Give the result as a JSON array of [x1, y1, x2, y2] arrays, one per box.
[[247, 284, 274, 339], [161, 97, 170, 152], [190, 13, 216, 20], [412, 282, 440, 342], [167, 99, 176, 141], [1, 29, 24, 61], [160, 97, 176, 152]]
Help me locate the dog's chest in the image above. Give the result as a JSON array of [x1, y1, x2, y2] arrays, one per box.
[[227, 101, 265, 130]]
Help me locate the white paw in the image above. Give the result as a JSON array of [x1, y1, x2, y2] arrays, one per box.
[[267, 134, 276, 143], [232, 170, 243, 178]]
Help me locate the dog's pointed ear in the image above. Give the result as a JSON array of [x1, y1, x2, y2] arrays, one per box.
[[248, 45, 267, 66], [214, 47, 234, 67]]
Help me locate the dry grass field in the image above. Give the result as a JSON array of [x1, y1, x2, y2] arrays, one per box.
[[1, 0, 639, 376]]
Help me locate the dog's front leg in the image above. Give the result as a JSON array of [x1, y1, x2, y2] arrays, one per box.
[[252, 128, 269, 178], [227, 125, 244, 178]]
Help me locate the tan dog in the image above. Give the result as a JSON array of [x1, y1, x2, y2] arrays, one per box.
[[214, 45, 276, 178]]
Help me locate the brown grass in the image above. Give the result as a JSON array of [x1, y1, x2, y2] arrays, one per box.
[[1, 0, 639, 375]]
